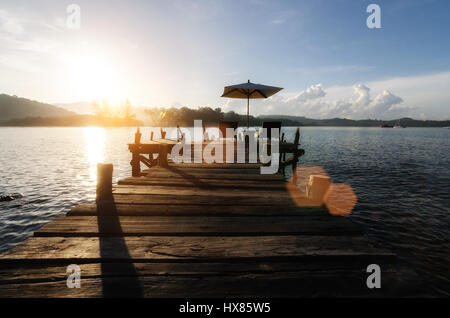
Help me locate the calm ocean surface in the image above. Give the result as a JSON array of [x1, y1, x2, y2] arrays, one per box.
[[0, 127, 448, 295]]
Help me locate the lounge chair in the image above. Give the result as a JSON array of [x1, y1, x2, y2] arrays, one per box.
[[261, 121, 282, 139], [218, 121, 238, 139]]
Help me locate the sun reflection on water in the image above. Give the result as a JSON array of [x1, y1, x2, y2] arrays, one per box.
[[84, 127, 105, 182]]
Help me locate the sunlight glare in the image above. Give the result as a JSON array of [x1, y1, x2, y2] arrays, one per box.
[[84, 127, 105, 181]]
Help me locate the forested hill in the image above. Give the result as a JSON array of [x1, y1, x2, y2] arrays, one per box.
[[0, 94, 74, 121], [258, 114, 450, 127], [144, 107, 450, 127]]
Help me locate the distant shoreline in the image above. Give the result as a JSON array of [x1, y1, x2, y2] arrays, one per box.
[[1, 124, 449, 128], [2, 94, 449, 128]]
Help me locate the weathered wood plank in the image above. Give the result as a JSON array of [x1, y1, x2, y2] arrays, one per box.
[[34, 216, 362, 237], [141, 169, 284, 181], [145, 167, 263, 174], [0, 236, 395, 264], [118, 177, 287, 189], [0, 262, 418, 298], [108, 194, 293, 206], [169, 163, 262, 169], [108, 188, 308, 207], [67, 203, 329, 216], [112, 185, 300, 198], [0, 261, 379, 283], [141, 173, 284, 182]]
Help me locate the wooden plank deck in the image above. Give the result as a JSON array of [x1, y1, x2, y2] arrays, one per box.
[[33, 216, 363, 237], [0, 163, 418, 297]]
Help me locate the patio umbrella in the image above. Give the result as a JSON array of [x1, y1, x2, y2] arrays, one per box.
[[221, 80, 283, 128]]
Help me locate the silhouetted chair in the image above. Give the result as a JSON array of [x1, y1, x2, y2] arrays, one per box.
[[262, 121, 282, 139], [218, 121, 238, 139]]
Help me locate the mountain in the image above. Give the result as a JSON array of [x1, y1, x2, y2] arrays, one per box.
[[258, 114, 450, 127], [0, 94, 74, 122]]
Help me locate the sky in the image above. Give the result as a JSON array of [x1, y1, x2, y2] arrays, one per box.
[[0, 0, 449, 120]]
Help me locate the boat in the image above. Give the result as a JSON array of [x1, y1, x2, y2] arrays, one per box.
[[380, 123, 393, 128], [393, 120, 406, 128]]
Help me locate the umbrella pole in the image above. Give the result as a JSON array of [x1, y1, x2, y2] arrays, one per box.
[[247, 96, 249, 128]]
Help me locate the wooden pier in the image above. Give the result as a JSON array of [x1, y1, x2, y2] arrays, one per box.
[[0, 136, 419, 297]]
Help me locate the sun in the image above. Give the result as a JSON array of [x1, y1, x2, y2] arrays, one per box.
[[67, 53, 122, 104]]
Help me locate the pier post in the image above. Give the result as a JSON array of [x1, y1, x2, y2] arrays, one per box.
[[292, 128, 300, 183], [279, 132, 285, 174], [134, 127, 142, 144], [96, 163, 113, 204], [131, 152, 141, 177], [158, 144, 169, 167], [245, 135, 250, 163], [307, 174, 331, 204]]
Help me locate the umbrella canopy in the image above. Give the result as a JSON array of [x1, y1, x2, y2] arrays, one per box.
[[221, 80, 283, 128]]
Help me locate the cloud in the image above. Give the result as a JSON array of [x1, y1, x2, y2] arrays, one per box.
[[359, 71, 450, 120], [220, 70, 450, 120], [270, 17, 286, 25], [351, 84, 370, 106], [222, 84, 327, 115], [0, 8, 70, 74], [367, 89, 404, 116], [224, 71, 450, 120], [287, 84, 326, 103], [0, 9, 23, 34], [269, 7, 301, 26], [224, 72, 450, 120], [223, 82, 409, 120], [286, 84, 405, 119]]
